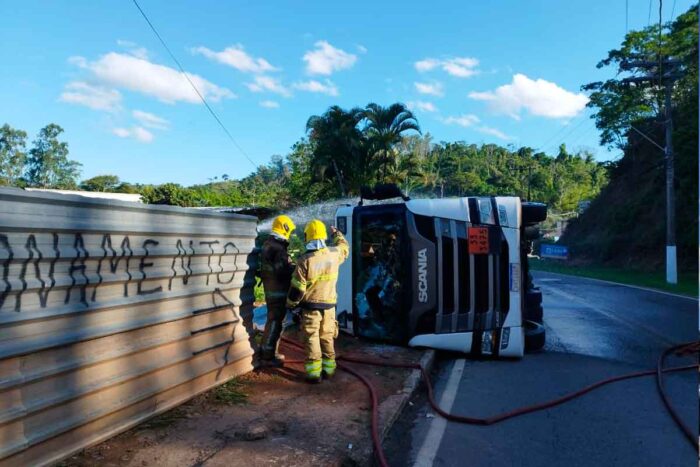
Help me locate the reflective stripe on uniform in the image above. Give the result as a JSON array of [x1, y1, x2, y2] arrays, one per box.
[[307, 273, 338, 285], [291, 276, 307, 291], [265, 290, 288, 299], [322, 358, 336, 374], [305, 359, 322, 377]]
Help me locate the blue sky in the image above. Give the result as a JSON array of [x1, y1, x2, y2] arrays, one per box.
[[1, 0, 694, 185]]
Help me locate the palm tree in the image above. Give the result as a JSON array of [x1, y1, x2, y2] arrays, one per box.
[[305, 106, 365, 196], [361, 103, 421, 180]]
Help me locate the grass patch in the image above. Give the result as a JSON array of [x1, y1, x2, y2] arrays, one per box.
[[530, 258, 698, 297], [212, 378, 249, 406], [140, 406, 189, 429]]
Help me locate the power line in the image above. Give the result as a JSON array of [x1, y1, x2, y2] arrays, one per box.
[[626, 0, 629, 33], [130, 0, 258, 169], [670, 0, 677, 19], [648, 0, 653, 26], [534, 111, 588, 154], [542, 115, 591, 155]]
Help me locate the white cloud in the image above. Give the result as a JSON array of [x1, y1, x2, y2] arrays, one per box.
[[442, 114, 480, 127], [468, 73, 589, 119], [293, 79, 339, 96], [132, 110, 169, 130], [414, 81, 444, 97], [192, 45, 278, 73], [415, 56, 479, 78], [112, 126, 154, 143], [414, 58, 440, 72], [477, 126, 511, 140], [303, 41, 357, 75], [246, 75, 291, 97], [356, 44, 368, 54], [70, 52, 235, 104], [260, 100, 280, 108], [407, 101, 437, 113], [116, 40, 148, 59], [59, 81, 122, 112]]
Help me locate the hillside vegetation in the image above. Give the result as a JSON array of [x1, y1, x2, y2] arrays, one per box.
[[562, 5, 698, 271]]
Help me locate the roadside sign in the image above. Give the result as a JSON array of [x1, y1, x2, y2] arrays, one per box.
[[540, 243, 568, 260]]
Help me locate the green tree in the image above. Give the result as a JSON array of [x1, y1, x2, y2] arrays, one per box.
[[361, 103, 421, 179], [80, 174, 121, 192], [25, 124, 81, 188], [0, 124, 28, 187], [565, 4, 698, 269], [306, 105, 366, 196], [141, 183, 198, 207], [582, 6, 698, 148]]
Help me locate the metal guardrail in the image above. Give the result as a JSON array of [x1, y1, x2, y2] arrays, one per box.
[[0, 188, 259, 466]]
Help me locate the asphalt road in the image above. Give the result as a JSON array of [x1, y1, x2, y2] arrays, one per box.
[[385, 271, 698, 467]]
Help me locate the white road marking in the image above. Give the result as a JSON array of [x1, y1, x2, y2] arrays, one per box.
[[413, 359, 465, 467], [542, 284, 677, 347], [535, 270, 698, 301]]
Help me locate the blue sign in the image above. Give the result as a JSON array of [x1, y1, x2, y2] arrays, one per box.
[[540, 244, 569, 259]]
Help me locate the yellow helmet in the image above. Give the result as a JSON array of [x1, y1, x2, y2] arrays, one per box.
[[271, 215, 296, 240], [304, 219, 327, 242]]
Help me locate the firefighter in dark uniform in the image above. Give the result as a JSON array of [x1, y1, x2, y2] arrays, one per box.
[[259, 215, 296, 366]]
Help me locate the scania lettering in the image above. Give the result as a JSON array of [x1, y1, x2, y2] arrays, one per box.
[[417, 248, 428, 303]]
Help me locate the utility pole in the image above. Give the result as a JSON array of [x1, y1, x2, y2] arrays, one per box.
[[663, 82, 676, 284], [621, 58, 682, 284]]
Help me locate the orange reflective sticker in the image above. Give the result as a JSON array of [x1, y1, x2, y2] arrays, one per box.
[[468, 227, 489, 254]]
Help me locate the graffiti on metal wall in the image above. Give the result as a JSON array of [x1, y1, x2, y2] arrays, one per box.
[[0, 232, 245, 312]]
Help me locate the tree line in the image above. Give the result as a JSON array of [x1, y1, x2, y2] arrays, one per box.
[[1, 106, 607, 215]]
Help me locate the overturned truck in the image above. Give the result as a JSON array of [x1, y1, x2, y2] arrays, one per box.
[[333, 185, 546, 357]]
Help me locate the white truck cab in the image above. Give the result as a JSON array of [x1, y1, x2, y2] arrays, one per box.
[[334, 185, 546, 357]]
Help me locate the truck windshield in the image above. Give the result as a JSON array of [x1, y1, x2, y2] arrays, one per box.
[[353, 205, 409, 343]]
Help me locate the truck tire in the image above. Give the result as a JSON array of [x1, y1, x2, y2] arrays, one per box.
[[522, 202, 547, 225], [524, 225, 540, 240], [525, 288, 542, 307], [524, 320, 545, 352], [524, 304, 544, 324]]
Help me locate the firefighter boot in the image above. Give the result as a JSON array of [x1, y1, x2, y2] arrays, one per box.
[[322, 358, 336, 379], [260, 310, 285, 367], [305, 359, 322, 383]]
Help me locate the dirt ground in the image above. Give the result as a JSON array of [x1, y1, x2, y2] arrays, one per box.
[[58, 330, 425, 467]]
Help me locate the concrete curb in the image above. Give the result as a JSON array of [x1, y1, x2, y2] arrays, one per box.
[[378, 349, 437, 441]]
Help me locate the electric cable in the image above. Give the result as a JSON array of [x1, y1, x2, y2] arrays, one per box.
[[278, 337, 699, 466], [535, 112, 588, 155], [542, 116, 591, 155], [130, 0, 258, 169]]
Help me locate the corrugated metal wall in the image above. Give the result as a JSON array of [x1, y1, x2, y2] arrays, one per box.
[[0, 188, 259, 466]]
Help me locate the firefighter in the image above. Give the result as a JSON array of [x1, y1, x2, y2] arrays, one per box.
[[259, 215, 296, 367], [287, 220, 349, 383]]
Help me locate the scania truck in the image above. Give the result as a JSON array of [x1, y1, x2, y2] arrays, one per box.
[[333, 185, 546, 357]]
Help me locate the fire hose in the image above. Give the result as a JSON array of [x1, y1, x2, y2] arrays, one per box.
[[279, 337, 698, 467]]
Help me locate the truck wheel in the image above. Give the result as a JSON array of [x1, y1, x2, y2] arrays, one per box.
[[524, 320, 545, 352], [525, 305, 544, 324], [525, 288, 542, 307]]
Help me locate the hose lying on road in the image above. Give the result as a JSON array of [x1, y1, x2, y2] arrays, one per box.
[[278, 337, 698, 467], [656, 342, 700, 447]]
